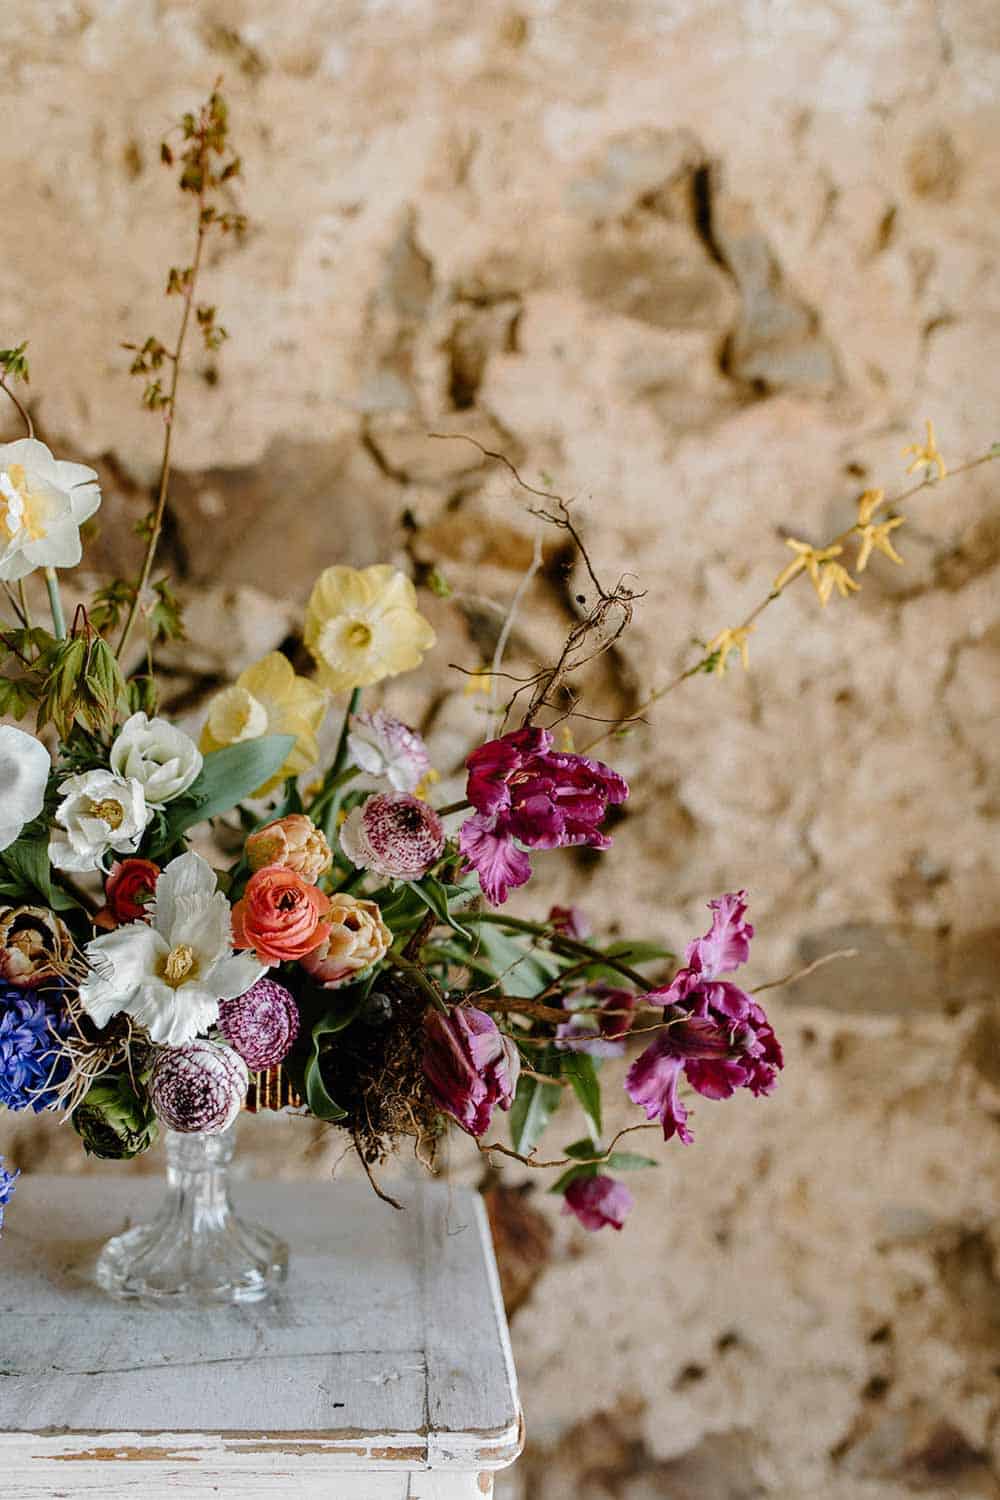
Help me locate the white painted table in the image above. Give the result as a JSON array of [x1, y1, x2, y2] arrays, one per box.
[[0, 1176, 522, 1498]]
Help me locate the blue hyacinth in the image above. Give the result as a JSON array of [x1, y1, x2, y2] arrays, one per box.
[[0, 983, 70, 1113], [0, 1156, 19, 1235]]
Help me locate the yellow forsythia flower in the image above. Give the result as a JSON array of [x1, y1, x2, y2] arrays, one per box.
[[903, 419, 946, 480], [200, 652, 326, 795], [856, 516, 904, 572], [304, 565, 436, 693], [816, 561, 860, 605], [707, 624, 754, 673]]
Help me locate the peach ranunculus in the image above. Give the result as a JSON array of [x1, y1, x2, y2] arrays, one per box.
[[231, 866, 331, 964], [300, 893, 392, 990], [245, 814, 332, 885]]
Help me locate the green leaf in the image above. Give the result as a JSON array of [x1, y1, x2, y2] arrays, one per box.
[[564, 1136, 600, 1160], [0, 677, 36, 720], [474, 923, 564, 998], [0, 835, 53, 904], [560, 1052, 602, 1141], [510, 1070, 563, 1155], [605, 1151, 659, 1171], [406, 875, 473, 941], [601, 939, 675, 965], [302, 987, 370, 1123], [152, 735, 295, 851]]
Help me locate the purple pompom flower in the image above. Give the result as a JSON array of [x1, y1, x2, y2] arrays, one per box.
[[340, 793, 445, 880], [217, 977, 300, 1070], [423, 1005, 521, 1137], [0, 1155, 19, 1235], [625, 891, 782, 1143], [149, 1039, 249, 1134], [562, 1174, 634, 1232], [555, 984, 637, 1057], [459, 727, 628, 904]]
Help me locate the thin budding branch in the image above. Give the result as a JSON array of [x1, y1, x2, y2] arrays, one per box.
[[582, 446, 999, 753]]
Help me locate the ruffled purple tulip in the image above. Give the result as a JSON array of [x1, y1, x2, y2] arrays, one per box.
[[625, 891, 782, 1143], [459, 727, 628, 904], [562, 1174, 634, 1232], [423, 1005, 521, 1137], [555, 984, 637, 1057], [149, 1039, 249, 1134], [217, 977, 300, 1070]]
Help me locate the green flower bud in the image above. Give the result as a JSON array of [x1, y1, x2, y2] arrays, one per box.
[[72, 1071, 158, 1161]]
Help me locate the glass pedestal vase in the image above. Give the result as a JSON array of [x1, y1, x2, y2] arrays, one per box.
[[95, 1123, 288, 1304]]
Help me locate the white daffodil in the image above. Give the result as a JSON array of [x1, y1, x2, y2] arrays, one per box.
[[49, 770, 151, 872], [0, 725, 51, 852], [109, 712, 203, 807], [0, 438, 101, 583], [79, 850, 265, 1046]]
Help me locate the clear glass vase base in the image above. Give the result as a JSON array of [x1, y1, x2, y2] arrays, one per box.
[[94, 1123, 289, 1306], [95, 1213, 288, 1305]]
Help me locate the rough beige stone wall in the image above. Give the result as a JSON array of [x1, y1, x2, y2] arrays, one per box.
[[2, 3, 999, 1496]]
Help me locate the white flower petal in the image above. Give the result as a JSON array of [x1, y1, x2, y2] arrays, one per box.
[[0, 726, 50, 852], [208, 952, 267, 1003], [78, 924, 167, 1025], [152, 850, 219, 939]]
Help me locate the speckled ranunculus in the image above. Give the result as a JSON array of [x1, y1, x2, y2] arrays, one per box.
[[149, 1040, 249, 1134], [0, 905, 74, 988], [339, 793, 445, 880], [217, 977, 300, 1070]]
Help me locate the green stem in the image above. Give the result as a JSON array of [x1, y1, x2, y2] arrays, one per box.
[[319, 687, 362, 841], [389, 948, 450, 1014], [466, 911, 655, 991], [437, 798, 472, 817], [44, 567, 66, 639]]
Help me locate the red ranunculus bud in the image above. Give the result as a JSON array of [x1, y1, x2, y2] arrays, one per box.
[[96, 859, 161, 929]]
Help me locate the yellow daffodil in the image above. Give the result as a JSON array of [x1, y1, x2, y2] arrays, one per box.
[[200, 652, 326, 795], [856, 488, 885, 526], [415, 767, 440, 800], [304, 565, 435, 693], [856, 516, 905, 572], [903, 419, 946, 479], [816, 561, 860, 606], [707, 624, 755, 674], [773, 539, 844, 598]]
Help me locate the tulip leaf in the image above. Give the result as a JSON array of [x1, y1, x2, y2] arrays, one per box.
[[560, 1052, 602, 1141], [405, 876, 473, 941], [474, 923, 563, 998], [300, 979, 373, 1123], [153, 735, 295, 850], [510, 1069, 562, 1156], [605, 1151, 659, 1171]]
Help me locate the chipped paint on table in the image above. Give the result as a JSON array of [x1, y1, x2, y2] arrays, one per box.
[[0, 1176, 522, 1498]]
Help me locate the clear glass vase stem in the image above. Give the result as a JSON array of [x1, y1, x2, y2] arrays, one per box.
[[94, 1122, 288, 1304]]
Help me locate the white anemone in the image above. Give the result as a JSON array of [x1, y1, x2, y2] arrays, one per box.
[[79, 850, 265, 1046], [0, 725, 51, 852], [49, 770, 150, 872], [0, 438, 101, 582], [110, 712, 203, 806]]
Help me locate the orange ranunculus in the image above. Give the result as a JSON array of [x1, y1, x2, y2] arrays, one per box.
[[231, 866, 331, 964]]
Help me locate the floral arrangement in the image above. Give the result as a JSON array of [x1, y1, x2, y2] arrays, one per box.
[[0, 90, 994, 1241]]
